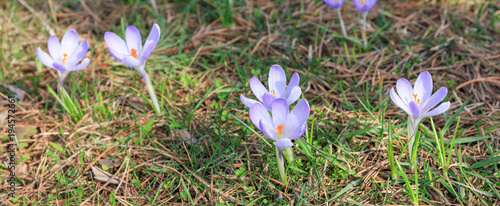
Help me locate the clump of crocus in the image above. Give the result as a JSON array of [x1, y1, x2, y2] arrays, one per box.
[[104, 24, 162, 114], [36, 29, 90, 86], [324, 0, 347, 37], [240, 64, 302, 111], [250, 99, 310, 183], [353, 0, 377, 49], [390, 71, 450, 160]]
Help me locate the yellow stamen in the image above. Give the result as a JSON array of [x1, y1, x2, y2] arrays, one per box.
[[62, 53, 69, 65], [271, 90, 276, 95], [276, 124, 285, 135], [412, 94, 421, 104], [131, 48, 138, 58], [360, 0, 366, 6]]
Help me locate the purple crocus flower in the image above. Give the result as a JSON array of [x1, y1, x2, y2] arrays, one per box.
[[390, 71, 450, 157], [36, 29, 90, 85], [324, 0, 345, 9], [353, 0, 377, 12], [240, 65, 302, 111], [249, 99, 310, 154], [104, 24, 160, 78]]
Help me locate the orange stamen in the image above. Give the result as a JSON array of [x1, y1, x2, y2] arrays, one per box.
[[131, 48, 138, 58], [412, 94, 421, 104], [276, 125, 285, 135], [271, 90, 276, 95], [360, 0, 366, 6], [62, 53, 69, 65]]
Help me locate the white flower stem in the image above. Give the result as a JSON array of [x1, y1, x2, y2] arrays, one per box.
[[361, 11, 368, 49], [276, 148, 287, 184], [284, 147, 294, 163], [407, 117, 418, 164], [143, 72, 162, 115], [337, 8, 347, 37]]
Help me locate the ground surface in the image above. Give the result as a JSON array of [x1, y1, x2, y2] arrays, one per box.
[[1, 0, 500, 205]]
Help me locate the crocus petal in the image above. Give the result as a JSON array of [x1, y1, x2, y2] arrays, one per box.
[[65, 40, 89, 69], [240, 94, 260, 108], [52, 62, 67, 72], [420, 102, 450, 119], [421, 87, 447, 114], [268, 65, 287, 97], [249, 76, 268, 102], [413, 71, 433, 104], [271, 99, 289, 128], [353, 0, 377, 12], [249, 103, 272, 130], [408, 101, 420, 120], [283, 99, 310, 139], [324, 0, 345, 9], [71, 58, 90, 71], [61, 29, 79, 55], [273, 138, 293, 150], [125, 25, 142, 57], [262, 92, 278, 110], [284, 86, 301, 105], [259, 120, 277, 141], [287, 123, 307, 140], [390, 88, 410, 115], [47, 35, 62, 61], [283, 73, 300, 99], [140, 24, 160, 63], [396, 78, 413, 103], [36, 47, 54, 69], [104, 32, 128, 61], [122, 55, 141, 68]]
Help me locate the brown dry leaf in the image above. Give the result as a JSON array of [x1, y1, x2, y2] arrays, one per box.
[[90, 165, 128, 185], [98, 158, 123, 169], [16, 125, 37, 149], [172, 129, 197, 145], [0, 83, 25, 101]]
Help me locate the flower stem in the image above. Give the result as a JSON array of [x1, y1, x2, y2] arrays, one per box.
[[337, 8, 347, 37], [143, 73, 162, 115], [276, 148, 287, 184], [284, 147, 294, 163], [407, 117, 418, 165], [361, 11, 368, 50]]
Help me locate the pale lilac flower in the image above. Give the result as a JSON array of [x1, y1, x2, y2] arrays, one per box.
[[249, 99, 310, 155], [353, 0, 377, 12], [240, 65, 302, 111], [36, 29, 90, 85], [104, 24, 160, 79], [390, 71, 450, 157], [324, 0, 345, 9]]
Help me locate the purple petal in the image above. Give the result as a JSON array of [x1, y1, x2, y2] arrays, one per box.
[[240, 94, 260, 108], [47, 35, 61, 61], [288, 123, 307, 140], [408, 101, 420, 120], [52, 62, 67, 72], [259, 120, 277, 141], [71, 58, 90, 71], [65, 40, 89, 68], [262, 92, 277, 110], [396, 78, 413, 103], [283, 73, 300, 98], [390, 88, 410, 115], [249, 103, 272, 130], [140, 24, 160, 63], [122, 56, 141, 68], [125, 25, 142, 57], [271, 99, 289, 128], [324, 0, 345, 9], [421, 87, 447, 114], [273, 139, 293, 150], [353, 0, 377, 12], [61, 29, 79, 55], [36, 47, 54, 69], [283, 99, 310, 139], [413, 71, 433, 104], [420, 102, 450, 119], [268, 64, 287, 98], [284, 86, 301, 105], [250, 76, 268, 102], [104, 32, 128, 61]]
